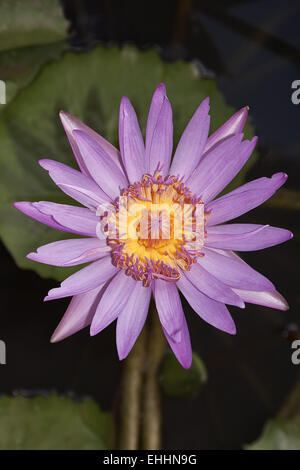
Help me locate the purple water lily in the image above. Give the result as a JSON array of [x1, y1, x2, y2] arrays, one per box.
[[14, 83, 292, 369]]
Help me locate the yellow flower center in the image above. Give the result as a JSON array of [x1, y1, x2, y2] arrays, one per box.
[[106, 171, 208, 286]]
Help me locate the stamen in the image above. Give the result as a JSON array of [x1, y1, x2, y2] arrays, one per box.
[[106, 171, 209, 286]]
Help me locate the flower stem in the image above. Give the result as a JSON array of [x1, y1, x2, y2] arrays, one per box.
[[119, 325, 148, 450], [141, 302, 166, 450], [279, 378, 300, 419]]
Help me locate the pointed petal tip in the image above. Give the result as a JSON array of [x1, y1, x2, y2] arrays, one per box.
[[59, 110, 76, 129], [13, 201, 25, 211], [275, 170, 287, 177], [271, 291, 290, 310], [201, 97, 210, 115], [50, 327, 68, 343], [120, 95, 131, 111], [44, 288, 59, 302], [222, 319, 237, 335], [196, 96, 210, 114], [50, 332, 60, 343], [240, 105, 249, 118], [119, 96, 138, 123], [156, 82, 166, 94], [272, 172, 288, 184], [59, 110, 80, 123], [38, 158, 52, 170], [89, 327, 95, 337], [284, 230, 294, 241], [59, 110, 67, 120], [117, 347, 129, 362], [181, 360, 192, 370], [89, 324, 98, 337], [282, 301, 290, 311], [177, 353, 193, 369], [238, 105, 249, 116], [59, 109, 75, 119], [233, 287, 290, 311], [225, 321, 237, 335], [59, 110, 79, 133]]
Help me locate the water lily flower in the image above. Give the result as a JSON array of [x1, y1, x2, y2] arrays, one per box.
[[14, 83, 292, 369]]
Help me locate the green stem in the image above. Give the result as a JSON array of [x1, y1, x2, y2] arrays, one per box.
[[279, 378, 300, 420], [119, 326, 148, 450], [141, 303, 167, 450]]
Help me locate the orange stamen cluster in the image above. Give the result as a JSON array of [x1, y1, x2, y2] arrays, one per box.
[[106, 171, 208, 286]]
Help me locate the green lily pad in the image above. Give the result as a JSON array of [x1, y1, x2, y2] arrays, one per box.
[[159, 352, 207, 397], [0, 41, 67, 107], [0, 0, 68, 52], [0, 45, 256, 281], [0, 394, 114, 450], [246, 415, 300, 450]]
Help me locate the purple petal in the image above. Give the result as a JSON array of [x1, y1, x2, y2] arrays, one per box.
[[27, 238, 111, 266], [39, 159, 110, 209], [73, 130, 128, 199], [145, 85, 173, 175], [119, 96, 145, 183], [186, 134, 257, 202], [206, 172, 288, 226], [145, 83, 165, 159], [170, 97, 210, 179], [90, 270, 137, 336], [232, 288, 289, 311], [45, 256, 118, 300], [222, 172, 288, 194], [204, 106, 248, 154], [13, 201, 79, 234], [33, 201, 99, 236], [153, 280, 184, 342], [59, 111, 124, 174], [51, 285, 104, 343], [163, 314, 192, 369], [206, 224, 293, 251], [116, 283, 151, 360], [199, 247, 275, 291], [185, 262, 245, 307], [177, 274, 236, 334]]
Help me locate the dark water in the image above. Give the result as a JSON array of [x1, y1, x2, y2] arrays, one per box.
[[1, 0, 300, 449]]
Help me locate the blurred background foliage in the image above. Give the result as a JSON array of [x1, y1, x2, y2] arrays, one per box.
[[0, 0, 299, 450]]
